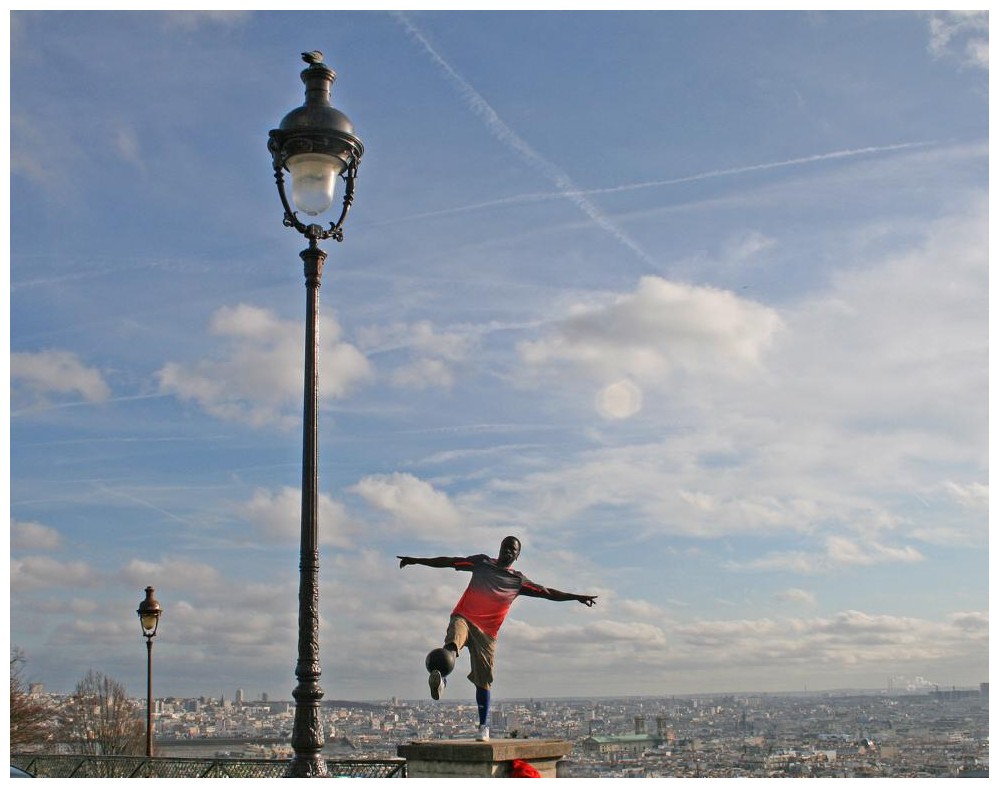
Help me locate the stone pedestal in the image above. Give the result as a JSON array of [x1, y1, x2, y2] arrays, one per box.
[[397, 739, 572, 778]]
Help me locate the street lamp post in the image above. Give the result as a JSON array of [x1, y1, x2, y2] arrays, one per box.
[[136, 586, 162, 758], [268, 51, 364, 778]]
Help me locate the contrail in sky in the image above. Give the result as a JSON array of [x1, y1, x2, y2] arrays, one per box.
[[377, 140, 938, 226], [11, 393, 168, 418], [576, 141, 936, 196], [391, 11, 663, 272], [92, 481, 201, 527]]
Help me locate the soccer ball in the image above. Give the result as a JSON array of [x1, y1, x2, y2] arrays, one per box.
[[425, 646, 456, 676]]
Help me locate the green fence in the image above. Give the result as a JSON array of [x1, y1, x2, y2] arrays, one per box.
[[11, 754, 406, 778]]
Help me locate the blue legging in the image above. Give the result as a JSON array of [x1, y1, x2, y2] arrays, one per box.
[[476, 686, 490, 727]]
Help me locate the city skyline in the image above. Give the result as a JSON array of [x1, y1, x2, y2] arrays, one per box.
[[10, 10, 988, 702]]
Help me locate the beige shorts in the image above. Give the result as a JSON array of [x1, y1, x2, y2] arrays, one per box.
[[446, 615, 497, 690]]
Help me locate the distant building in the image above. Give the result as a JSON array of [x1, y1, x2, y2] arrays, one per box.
[[582, 733, 662, 756], [929, 688, 977, 701], [581, 716, 672, 756]]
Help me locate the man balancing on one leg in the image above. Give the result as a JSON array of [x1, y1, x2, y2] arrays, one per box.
[[398, 536, 597, 741]]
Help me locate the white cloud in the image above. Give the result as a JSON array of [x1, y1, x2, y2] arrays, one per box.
[[491, 605, 987, 691], [824, 535, 924, 567], [157, 304, 372, 428], [60, 617, 136, 644], [160, 10, 252, 30], [11, 349, 111, 403], [121, 557, 223, 591], [118, 557, 298, 650], [351, 472, 467, 538], [505, 618, 669, 650], [10, 112, 81, 194], [772, 201, 987, 434], [670, 609, 981, 670], [241, 486, 355, 548], [30, 597, 101, 616], [11, 556, 99, 591], [948, 611, 988, 635], [724, 230, 777, 264], [113, 125, 143, 169], [168, 598, 296, 649], [615, 598, 670, 619], [406, 321, 472, 362], [942, 481, 987, 509], [392, 357, 455, 390], [359, 321, 472, 390], [484, 442, 824, 539], [509, 200, 986, 556], [774, 588, 816, 606], [927, 11, 988, 69], [519, 276, 782, 411], [732, 534, 924, 575], [11, 520, 62, 551]]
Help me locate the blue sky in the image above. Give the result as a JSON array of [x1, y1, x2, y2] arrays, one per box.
[[10, 10, 988, 702]]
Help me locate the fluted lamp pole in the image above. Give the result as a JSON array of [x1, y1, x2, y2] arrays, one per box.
[[136, 586, 162, 758], [268, 51, 364, 778]]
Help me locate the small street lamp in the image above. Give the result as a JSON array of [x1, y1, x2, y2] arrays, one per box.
[[268, 51, 364, 778], [136, 586, 162, 758]]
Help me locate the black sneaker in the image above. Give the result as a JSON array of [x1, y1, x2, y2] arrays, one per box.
[[429, 669, 445, 700]]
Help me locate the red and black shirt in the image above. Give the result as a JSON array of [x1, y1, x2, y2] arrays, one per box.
[[449, 554, 553, 638]]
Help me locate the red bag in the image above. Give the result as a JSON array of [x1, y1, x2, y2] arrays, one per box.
[[509, 758, 541, 778]]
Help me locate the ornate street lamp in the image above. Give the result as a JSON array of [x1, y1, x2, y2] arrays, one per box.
[[136, 586, 162, 758], [268, 51, 364, 778]]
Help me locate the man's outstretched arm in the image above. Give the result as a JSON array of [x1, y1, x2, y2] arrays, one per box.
[[522, 583, 598, 607], [549, 589, 598, 607], [398, 555, 465, 569]]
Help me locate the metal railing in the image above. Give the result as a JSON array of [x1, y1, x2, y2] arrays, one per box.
[[11, 754, 406, 778]]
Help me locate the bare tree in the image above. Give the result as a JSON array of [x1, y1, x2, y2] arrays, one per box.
[[10, 648, 55, 751], [60, 669, 146, 756]]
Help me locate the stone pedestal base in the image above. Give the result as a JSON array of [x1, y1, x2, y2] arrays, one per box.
[[397, 739, 572, 778]]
